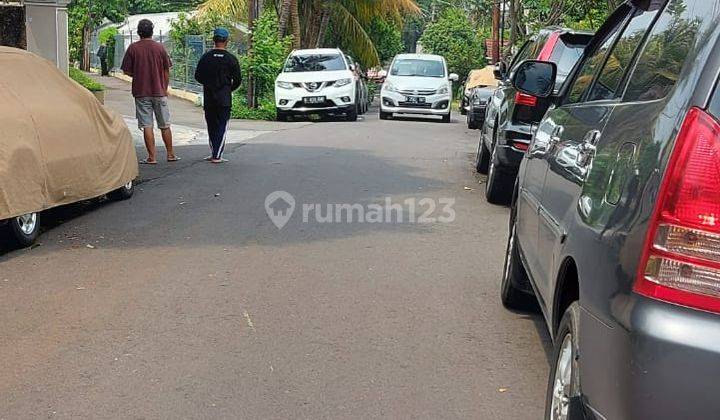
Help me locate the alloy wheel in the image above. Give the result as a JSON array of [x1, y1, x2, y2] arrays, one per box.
[[16, 213, 37, 235], [550, 334, 574, 420]]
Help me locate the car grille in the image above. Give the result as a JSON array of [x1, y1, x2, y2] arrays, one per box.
[[294, 100, 336, 109], [398, 102, 433, 109], [398, 89, 437, 96]]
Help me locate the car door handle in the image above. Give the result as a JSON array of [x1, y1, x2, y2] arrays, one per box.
[[576, 130, 601, 168]]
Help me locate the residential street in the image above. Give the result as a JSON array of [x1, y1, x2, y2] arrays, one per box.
[[0, 82, 550, 419]]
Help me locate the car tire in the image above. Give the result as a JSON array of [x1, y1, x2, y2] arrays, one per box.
[[7, 212, 40, 248], [109, 180, 134, 201], [442, 112, 451, 123], [277, 111, 289, 122], [501, 197, 537, 311], [475, 137, 490, 174], [346, 106, 358, 122], [380, 111, 392, 120], [545, 302, 583, 420], [486, 144, 514, 205]]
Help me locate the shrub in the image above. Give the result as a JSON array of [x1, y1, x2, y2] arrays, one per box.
[[232, 94, 277, 121], [69, 68, 105, 92], [241, 9, 292, 100]]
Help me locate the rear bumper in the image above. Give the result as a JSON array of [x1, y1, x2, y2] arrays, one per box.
[[468, 106, 487, 122], [580, 297, 720, 420], [495, 121, 533, 169]]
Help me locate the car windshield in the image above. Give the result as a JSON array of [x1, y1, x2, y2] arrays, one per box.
[[390, 59, 445, 78], [284, 54, 347, 72]]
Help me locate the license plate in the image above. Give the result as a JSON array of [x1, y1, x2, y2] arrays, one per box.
[[304, 96, 326, 104], [405, 96, 426, 104]]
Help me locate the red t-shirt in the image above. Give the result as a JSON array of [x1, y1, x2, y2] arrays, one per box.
[[121, 39, 172, 98]]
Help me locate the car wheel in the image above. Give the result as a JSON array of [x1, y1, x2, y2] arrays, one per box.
[[276, 111, 289, 122], [380, 111, 392, 120], [475, 137, 490, 174], [109, 180, 135, 201], [501, 199, 537, 310], [545, 302, 583, 420], [7, 212, 40, 247], [485, 144, 514, 205], [346, 106, 359, 122], [442, 112, 451, 123]]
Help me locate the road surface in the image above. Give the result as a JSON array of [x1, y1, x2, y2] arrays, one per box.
[[0, 102, 550, 418]]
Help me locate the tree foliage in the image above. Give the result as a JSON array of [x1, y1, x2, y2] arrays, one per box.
[[419, 8, 486, 78]]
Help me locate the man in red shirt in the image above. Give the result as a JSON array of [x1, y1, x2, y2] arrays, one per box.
[[121, 19, 179, 164]]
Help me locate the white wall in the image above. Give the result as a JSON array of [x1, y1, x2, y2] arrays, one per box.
[[25, 0, 69, 74]]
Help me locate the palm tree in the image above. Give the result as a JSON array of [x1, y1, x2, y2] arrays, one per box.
[[198, 0, 419, 66]]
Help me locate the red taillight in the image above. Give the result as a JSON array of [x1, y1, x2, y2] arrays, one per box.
[[512, 141, 529, 151], [515, 92, 537, 107], [635, 107, 720, 314]]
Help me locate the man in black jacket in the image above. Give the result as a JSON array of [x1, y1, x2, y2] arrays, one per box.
[[194, 28, 242, 164]]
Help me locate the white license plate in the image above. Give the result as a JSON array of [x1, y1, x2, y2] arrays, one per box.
[[405, 96, 426, 104], [304, 96, 326, 104]]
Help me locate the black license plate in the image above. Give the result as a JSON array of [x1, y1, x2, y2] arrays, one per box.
[[304, 96, 326, 104], [405, 96, 426, 104]]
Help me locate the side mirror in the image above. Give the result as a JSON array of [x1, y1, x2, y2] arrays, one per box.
[[449, 73, 459, 82], [493, 62, 507, 80], [512, 60, 557, 98]]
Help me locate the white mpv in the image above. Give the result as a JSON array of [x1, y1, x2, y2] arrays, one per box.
[[380, 54, 458, 123], [275, 48, 360, 121]]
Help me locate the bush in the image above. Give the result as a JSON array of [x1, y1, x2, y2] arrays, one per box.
[[69, 68, 104, 92], [242, 9, 292, 100], [232, 94, 277, 121], [419, 9, 487, 80]]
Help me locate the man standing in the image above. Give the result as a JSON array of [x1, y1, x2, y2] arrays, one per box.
[[121, 19, 179, 164], [97, 43, 109, 76], [194, 28, 241, 164]]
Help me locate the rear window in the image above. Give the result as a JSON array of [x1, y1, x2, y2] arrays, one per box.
[[284, 54, 347, 72], [390, 59, 445, 78]]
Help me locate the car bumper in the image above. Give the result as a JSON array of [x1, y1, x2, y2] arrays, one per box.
[[495, 121, 533, 169], [468, 106, 487, 122], [275, 84, 356, 114], [380, 90, 451, 116], [580, 297, 720, 420]]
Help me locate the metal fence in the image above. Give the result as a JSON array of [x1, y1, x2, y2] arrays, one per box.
[[90, 30, 247, 94]]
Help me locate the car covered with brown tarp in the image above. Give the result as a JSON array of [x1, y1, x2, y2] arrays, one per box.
[[0, 47, 138, 244]]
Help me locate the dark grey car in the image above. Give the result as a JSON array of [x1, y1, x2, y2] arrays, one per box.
[[503, 0, 720, 418]]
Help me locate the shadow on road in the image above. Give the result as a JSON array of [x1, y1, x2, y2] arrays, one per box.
[[0, 141, 451, 261]]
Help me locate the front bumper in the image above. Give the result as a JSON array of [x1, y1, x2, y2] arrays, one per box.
[[275, 83, 356, 114], [380, 90, 451, 116], [580, 297, 720, 420]]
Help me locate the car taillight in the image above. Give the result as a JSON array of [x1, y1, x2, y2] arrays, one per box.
[[635, 107, 720, 314], [515, 92, 537, 107], [512, 141, 529, 151]]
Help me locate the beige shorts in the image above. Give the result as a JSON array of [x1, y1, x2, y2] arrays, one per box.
[[135, 97, 171, 129]]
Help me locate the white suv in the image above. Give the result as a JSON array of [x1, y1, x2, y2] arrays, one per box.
[[275, 48, 359, 121], [380, 54, 458, 123]]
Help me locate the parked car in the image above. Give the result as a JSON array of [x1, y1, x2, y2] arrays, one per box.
[[275, 48, 361, 121], [380, 54, 459, 123], [460, 67, 497, 116], [466, 86, 496, 129], [345, 54, 371, 115], [503, 1, 720, 418], [0, 47, 138, 248], [476, 27, 593, 204]]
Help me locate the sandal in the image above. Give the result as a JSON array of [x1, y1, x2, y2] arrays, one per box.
[[140, 158, 158, 165], [167, 156, 181, 162], [210, 158, 229, 164]]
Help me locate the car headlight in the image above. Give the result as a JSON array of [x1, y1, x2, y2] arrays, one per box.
[[437, 85, 450, 95], [383, 83, 398, 93], [334, 78, 352, 87], [276, 81, 294, 90]]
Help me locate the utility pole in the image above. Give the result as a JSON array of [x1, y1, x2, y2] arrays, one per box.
[[491, 1, 500, 63], [247, 0, 259, 108]]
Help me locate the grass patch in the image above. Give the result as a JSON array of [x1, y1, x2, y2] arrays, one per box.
[[231, 94, 277, 121], [69, 68, 105, 92]]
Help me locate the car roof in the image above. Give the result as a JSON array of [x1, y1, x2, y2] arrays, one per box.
[[290, 48, 343, 56], [539, 26, 594, 37], [394, 53, 445, 62]]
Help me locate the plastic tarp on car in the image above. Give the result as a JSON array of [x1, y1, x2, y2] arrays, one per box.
[[466, 66, 498, 89], [0, 47, 138, 220]]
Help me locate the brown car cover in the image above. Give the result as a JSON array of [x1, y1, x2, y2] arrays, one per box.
[[0, 47, 138, 220]]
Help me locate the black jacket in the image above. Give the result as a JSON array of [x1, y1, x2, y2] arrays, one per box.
[[195, 49, 242, 108]]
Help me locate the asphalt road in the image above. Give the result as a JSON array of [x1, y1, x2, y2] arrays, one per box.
[[0, 109, 550, 419]]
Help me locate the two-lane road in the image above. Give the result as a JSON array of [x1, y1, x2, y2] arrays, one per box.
[[0, 111, 550, 419]]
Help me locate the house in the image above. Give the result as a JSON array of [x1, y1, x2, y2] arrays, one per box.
[[0, 0, 70, 74]]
